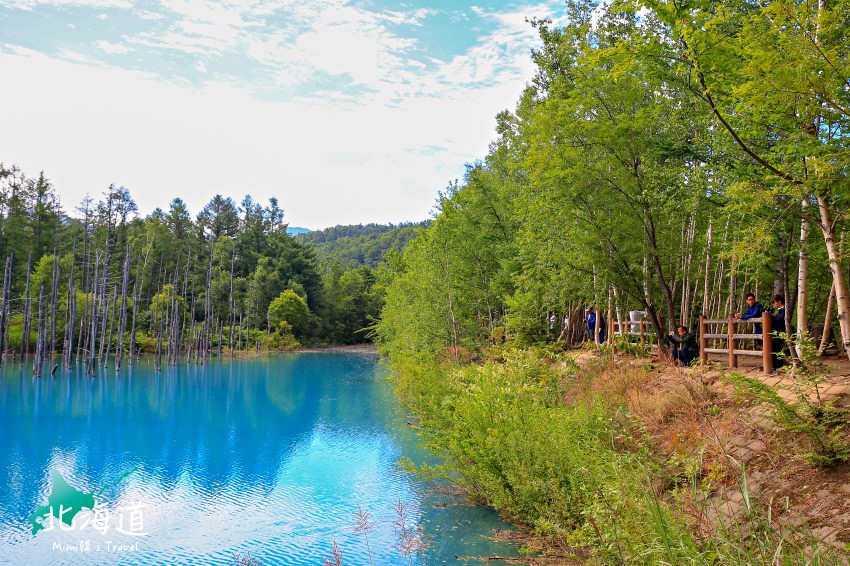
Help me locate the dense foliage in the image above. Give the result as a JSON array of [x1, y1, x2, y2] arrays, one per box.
[[0, 165, 394, 358], [297, 222, 427, 269], [377, 0, 850, 359], [374, 0, 850, 561]]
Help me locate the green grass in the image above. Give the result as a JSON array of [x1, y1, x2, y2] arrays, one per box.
[[388, 348, 845, 564]]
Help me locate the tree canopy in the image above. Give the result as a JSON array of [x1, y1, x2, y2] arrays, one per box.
[[376, 0, 850, 361]]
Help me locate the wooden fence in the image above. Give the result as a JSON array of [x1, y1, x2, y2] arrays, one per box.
[[698, 312, 773, 373], [603, 311, 774, 374], [608, 316, 655, 346]]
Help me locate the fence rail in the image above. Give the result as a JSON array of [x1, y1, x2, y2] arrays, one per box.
[[698, 312, 772, 373], [608, 318, 654, 346]]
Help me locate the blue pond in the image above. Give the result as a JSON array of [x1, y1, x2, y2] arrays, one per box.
[[0, 352, 519, 565]]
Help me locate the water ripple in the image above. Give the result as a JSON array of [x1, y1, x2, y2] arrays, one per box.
[[0, 354, 520, 565]]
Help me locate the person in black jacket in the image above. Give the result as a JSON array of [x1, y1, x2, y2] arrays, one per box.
[[770, 294, 789, 371], [667, 325, 698, 367]]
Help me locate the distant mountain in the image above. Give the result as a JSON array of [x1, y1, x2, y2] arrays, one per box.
[[297, 221, 428, 268], [286, 226, 311, 235]]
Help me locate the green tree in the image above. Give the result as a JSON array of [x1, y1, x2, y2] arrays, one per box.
[[648, 0, 850, 354], [268, 289, 312, 337], [197, 194, 239, 240]]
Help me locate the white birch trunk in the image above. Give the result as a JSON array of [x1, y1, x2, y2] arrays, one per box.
[[817, 195, 850, 361], [796, 197, 810, 356]]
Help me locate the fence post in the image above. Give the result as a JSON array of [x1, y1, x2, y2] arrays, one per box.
[[728, 313, 737, 369], [699, 315, 707, 366], [640, 320, 646, 347], [762, 311, 772, 374]]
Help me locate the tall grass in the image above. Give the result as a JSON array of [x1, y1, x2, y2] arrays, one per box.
[[388, 349, 845, 564]]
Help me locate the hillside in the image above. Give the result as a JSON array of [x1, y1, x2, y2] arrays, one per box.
[[297, 221, 427, 268]]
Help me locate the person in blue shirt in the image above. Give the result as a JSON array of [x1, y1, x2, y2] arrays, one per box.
[[735, 293, 765, 333], [585, 307, 606, 343]]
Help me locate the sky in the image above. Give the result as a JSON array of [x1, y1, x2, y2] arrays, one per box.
[[0, 0, 567, 230]]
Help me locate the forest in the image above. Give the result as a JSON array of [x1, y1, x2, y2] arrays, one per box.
[[376, 0, 850, 365], [0, 166, 411, 374], [372, 1, 850, 562], [297, 222, 426, 269]]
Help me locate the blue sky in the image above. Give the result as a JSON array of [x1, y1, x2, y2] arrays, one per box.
[[0, 0, 567, 229]]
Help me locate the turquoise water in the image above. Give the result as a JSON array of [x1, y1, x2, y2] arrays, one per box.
[[0, 352, 520, 565]]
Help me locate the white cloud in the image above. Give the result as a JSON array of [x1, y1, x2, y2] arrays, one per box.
[[0, 0, 131, 8], [436, 3, 555, 90], [96, 39, 131, 54], [0, 1, 567, 228], [0, 50, 453, 228], [56, 47, 97, 63], [136, 10, 166, 20]]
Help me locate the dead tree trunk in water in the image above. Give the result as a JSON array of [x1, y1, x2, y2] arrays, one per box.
[[115, 248, 130, 371], [96, 251, 111, 367], [129, 250, 148, 367], [0, 255, 11, 367], [49, 251, 59, 359], [34, 283, 45, 377], [66, 278, 76, 368], [20, 254, 32, 365], [228, 251, 235, 355], [202, 252, 213, 362], [87, 251, 102, 376], [245, 301, 251, 353], [104, 287, 118, 367], [155, 270, 166, 372]]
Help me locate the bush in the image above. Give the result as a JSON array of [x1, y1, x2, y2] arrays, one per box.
[[262, 321, 300, 351], [268, 290, 312, 337]]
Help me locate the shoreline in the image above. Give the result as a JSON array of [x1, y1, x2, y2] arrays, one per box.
[[297, 343, 378, 354]]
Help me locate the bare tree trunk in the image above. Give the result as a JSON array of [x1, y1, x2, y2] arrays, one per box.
[[88, 251, 101, 375], [228, 251, 235, 355], [66, 278, 76, 368], [155, 272, 165, 372], [819, 282, 835, 354], [116, 248, 130, 371], [817, 195, 850, 360], [646, 209, 676, 332], [97, 251, 111, 365], [104, 287, 118, 367], [592, 265, 600, 345], [245, 301, 251, 352], [34, 284, 45, 377], [238, 310, 243, 351], [702, 219, 713, 315], [49, 251, 59, 359], [187, 296, 196, 364], [679, 213, 696, 323], [203, 252, 213, 362], [0, 255, 11, 366], [796, 198, 810, 355], [20, 254, 32, 365], [612, 284, 624, 341]]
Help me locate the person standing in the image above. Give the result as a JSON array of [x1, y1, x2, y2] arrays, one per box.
[[585, 307, 606, 343], [770, 294, 790, 371]]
